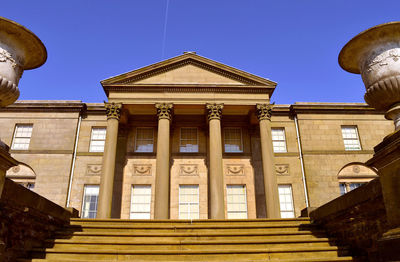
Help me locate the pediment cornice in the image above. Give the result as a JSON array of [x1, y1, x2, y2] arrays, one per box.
[[101, 53, 277, 88]]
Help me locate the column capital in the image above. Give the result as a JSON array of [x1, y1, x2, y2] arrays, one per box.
[[206, 103, 224, 121], [256, 103, 273, 121], [105, 102, 122, 120], [155, 103, 173, 121]]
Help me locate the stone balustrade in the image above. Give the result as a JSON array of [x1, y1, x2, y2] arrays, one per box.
[[309, 178, 388, 261], [0, 178, 78, 261]]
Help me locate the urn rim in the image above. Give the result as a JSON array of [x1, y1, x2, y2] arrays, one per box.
[[0, 16, 47, 70], [338, 21, 400, 74]]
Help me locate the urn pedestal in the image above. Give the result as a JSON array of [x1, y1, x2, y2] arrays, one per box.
[[339, 22, 400, 261]]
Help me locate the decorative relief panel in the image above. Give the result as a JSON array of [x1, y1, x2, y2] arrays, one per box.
[[179, 164, 198, 176], [86, 164, 102, 176], [132, 164, 152, 176], [275, 164, 289, 176], [226, 164, 245, 176]]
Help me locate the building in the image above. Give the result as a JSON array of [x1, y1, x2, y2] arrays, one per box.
[[0, 52, 393, 220]]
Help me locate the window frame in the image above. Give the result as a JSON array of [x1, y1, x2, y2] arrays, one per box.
[[223, 127, 243, 153], [178, 184, 200, 219], [271, 127, 287, 153], [179, 127, 199, 153], [89, 127, 107, 152], [134, 127, 154, 153], [81, 185, 99, 219], [130, 185, 152, 219], [11, 124, 33, 150], [278, 184, 295, 218], [226, 184, 248, 219], [341, 125, 362, 151]]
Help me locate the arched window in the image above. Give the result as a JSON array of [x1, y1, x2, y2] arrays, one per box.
[[337, 163, 378, 195], [6, 164, 36, 190]]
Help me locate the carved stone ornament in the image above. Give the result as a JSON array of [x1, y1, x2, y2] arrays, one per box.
[[86, 164, 102, 176], [206, 103, 224, 121], [179, 164, 198, 176], [275, 164, 289, 176], [226, 164, 244, 176], [338, 22, 400, 130], [155, 103, 173, 120], [256, 103, 273, 121], [105, 102, 122, 120], [133, 164, 152, 176]]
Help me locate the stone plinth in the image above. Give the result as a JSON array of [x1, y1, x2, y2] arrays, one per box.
[[366, 130, 400, 261]]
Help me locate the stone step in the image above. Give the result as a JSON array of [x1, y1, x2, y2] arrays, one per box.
[[63, 225, 316, 234], [70, 218, 311, 224], [44, 239, 335, 250], [48, 233, 330, 243], [30, 246, 350, 260], [53, 232, 327, 243], [69, 218, 311, 227], [21, 257, 354, 262]]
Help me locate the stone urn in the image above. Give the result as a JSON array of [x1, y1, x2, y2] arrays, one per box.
[[0, 17, 47, 107], [339, 21, 400, 130]]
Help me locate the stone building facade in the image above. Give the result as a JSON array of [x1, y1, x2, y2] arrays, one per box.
[[0, 53, 393, 219]]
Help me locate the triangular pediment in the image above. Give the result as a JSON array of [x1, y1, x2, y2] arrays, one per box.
[[101, 53, 276, 87]]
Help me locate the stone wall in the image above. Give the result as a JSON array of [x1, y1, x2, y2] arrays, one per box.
[[0, 178, 76, 262], [309, 178, 389, 261]]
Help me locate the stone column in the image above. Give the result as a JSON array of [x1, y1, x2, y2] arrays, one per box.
[[97, 102, 122, 219], [256, 104, 280, 218], [206, 103, 225, 219], [154, 103, 173, 219]]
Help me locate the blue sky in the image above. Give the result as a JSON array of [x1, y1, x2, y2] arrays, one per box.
[[3, 1, 399, 104]]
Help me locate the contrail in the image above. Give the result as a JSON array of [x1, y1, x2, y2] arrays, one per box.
[[161, 0, 170, 59]]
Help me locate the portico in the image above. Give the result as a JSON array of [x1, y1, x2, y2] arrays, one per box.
[[97, 52, 280, 219]]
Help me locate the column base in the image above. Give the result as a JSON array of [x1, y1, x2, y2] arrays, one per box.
[[379, 227, 400, 261]]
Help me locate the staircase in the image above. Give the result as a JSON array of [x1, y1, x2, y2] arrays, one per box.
[[22, 218, 354, 261]]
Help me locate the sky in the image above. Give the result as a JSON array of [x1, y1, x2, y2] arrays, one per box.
[[2, 1, 400, 104]]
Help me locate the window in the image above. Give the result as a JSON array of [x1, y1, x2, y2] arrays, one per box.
[[339, 182, 367, 195], [135, 128, 154, 152], [271, 128, 287, 153], [226, 185, 247, 219], [341, 126, 361, 151], [179, 185, 199, 219], [27, 183, 35, 190], [224, 128, 243, 153], [180, 128, 198, 152], [89, 127, 106, 152], [11, 124, 33, 150], [278, 185, 295, 218], [82, 185, 99, 218], [130, 185, 151, 219]]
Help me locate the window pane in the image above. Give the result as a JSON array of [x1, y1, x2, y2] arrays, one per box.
[[180, 128, 198, 152], [271, 128, 287, 153], [224, 128, 242, 153], [179, 185, 199, 219], [226, 185, 247, 219], [135, 128, 154, 152], [82, 185, 99, 219], [89, 127, 107, 152], [130, 185, 151, 219], [339, 183, 347, 195], [341, 126, 361, 151], [278, 185, 295, 218], [11, 124, 33, 150]]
